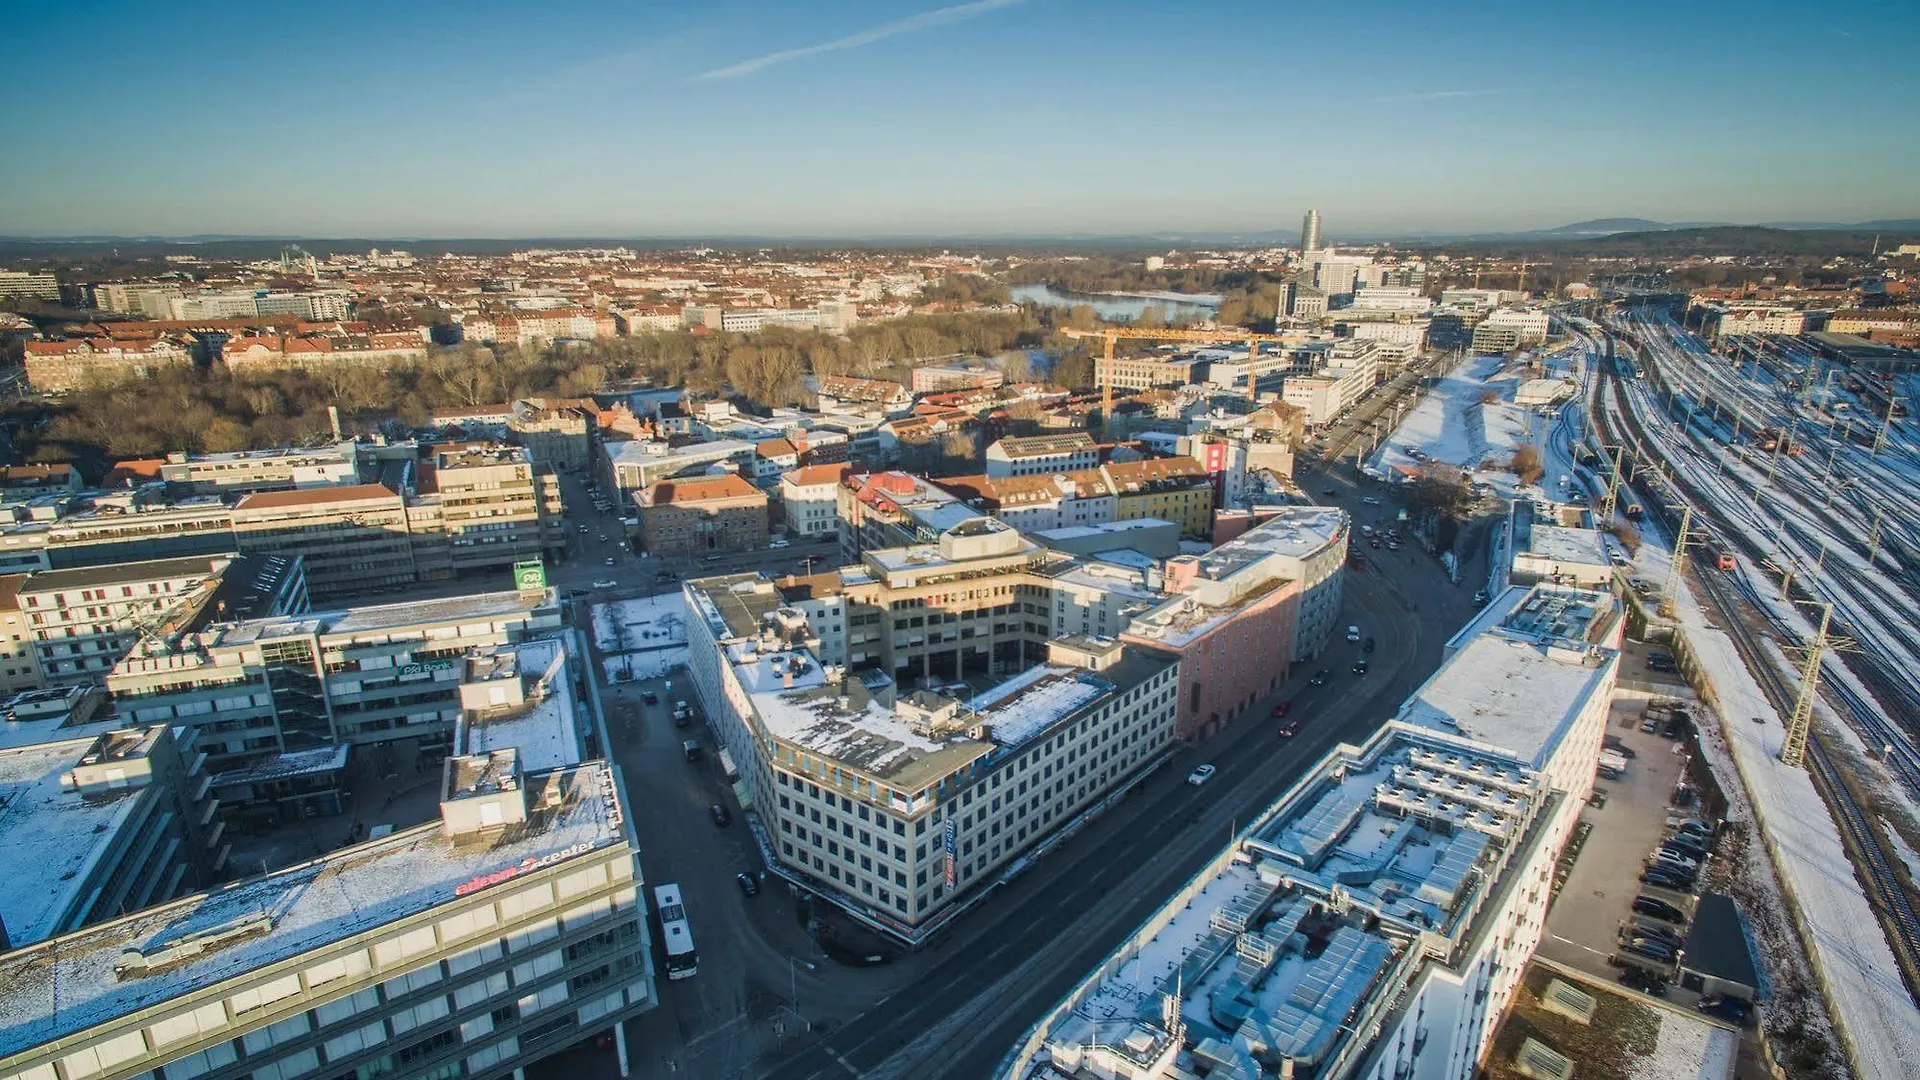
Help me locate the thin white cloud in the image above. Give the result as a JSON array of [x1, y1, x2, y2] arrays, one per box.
[[696, 0, 1026, 80], [1366, 88, 1519, 103]]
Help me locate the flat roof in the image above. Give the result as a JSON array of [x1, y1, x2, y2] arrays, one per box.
[[0, 737, 143, 948], [1025, 725, 1554, 1080], [1401, 630, 1615, 771], [1526, 524, 1610, 567], [0, 762, 623, 1059], [455, 639, 582, 774], [18, 554, 228, 594]]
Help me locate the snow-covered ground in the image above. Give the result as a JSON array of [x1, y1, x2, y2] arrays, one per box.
[[591, 593, 687, 653], [1668, 571, 1920, 1079], [602, 646, 690, 684], [1370, 349, 1589, 506], [591, 593, 690, 684]]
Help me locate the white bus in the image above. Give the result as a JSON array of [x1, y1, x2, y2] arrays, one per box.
[[653, 883, 697, 979]]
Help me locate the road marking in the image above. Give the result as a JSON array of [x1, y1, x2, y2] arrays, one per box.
[[829, 1049, 864, 1077]]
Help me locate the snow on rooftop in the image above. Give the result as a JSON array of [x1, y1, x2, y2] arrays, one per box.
[[730, 642, 976, 782], [1402, 631, 1615, 770], [457, 638, 580, 774], [0, 738, 140, 948], [209, 745, 349, 787], [0, 762, 624, 1058], [965, 666, 1110, 749], [1527, 524, 1610, 566]]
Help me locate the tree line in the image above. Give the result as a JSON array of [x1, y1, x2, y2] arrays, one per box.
[[14, 308, 1056, 471]]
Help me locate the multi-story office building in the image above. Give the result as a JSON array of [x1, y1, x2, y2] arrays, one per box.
[[231, 485, 416, 599], [1283, 347, 1380, 427], [0, 723, 224, 949], [636, 474, 769, 555], [934, 471, 1118, 535], [1008, 584, 1622, 1080], [1300, 209, 1322, 253], [108, 588, 563, 769], [1476, 306, 1552, 347], [685, 575, 1177, 944], [910, 361, 1005, 393], [780, 463, 854, 537], [152, 445, 358, 496], [985, 433, 1101, 478], [407, 445, 566, 578], [1347, 284, 1433, 313], [508, 400, 595, 470], [1092, 355, 1207, 393], [43, 499, 238, 569], [0, 269, 60, 301], [0, 757, 655, 1080], [835, 470, 983, 560], [16, 554, 306, 686]]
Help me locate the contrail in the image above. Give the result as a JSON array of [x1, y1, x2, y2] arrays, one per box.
[[697, 0, 1027, 79]]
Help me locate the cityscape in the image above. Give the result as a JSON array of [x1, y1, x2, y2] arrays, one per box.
[[3, 3, 1920, 1080]]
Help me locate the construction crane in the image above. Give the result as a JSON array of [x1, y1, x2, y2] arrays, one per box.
[[1061, 326, 1308, 433]]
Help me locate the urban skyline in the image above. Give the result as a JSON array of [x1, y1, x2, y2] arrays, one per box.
[[3, 0, 1917, 237]]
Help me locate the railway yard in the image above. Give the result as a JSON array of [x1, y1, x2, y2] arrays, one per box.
[[1570, 299, 1920, 1077]]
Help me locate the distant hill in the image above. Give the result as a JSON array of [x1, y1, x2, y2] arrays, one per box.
[[1537, 218, 1670, 236], [1548, 225, 1919, 257]]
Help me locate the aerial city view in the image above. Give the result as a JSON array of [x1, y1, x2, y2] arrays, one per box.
[[2, 2, 1919, 1080]]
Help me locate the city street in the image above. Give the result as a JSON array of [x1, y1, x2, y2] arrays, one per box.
[[529, 445, 1496, 1080]]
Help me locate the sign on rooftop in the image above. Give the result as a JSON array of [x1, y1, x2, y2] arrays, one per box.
[[513, 559, 547, 592]]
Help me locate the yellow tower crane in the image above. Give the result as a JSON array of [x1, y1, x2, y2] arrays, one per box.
[[1061, 326, 1308, 434]]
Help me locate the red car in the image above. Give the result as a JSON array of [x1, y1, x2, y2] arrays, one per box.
[[1278, 719, 1302, 738], [1272, 699, 1293, 718]]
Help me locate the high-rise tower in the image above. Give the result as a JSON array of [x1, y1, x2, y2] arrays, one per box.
[[1301, 209, 1322, 253]]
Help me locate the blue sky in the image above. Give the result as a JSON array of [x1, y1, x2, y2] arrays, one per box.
[[3, 0, 1916, 237]]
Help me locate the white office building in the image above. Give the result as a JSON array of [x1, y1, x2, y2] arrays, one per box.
[[1004, 584, 1622, 1080]]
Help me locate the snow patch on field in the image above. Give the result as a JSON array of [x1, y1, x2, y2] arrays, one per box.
[[591, 593, 688, 654]]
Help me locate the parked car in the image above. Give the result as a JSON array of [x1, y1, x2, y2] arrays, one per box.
[[642, 691, 659, 705], [1272, 700, 1293, 718], [1351, 659, 1370, 676], [1624, 939, 1676, 963], [1186, 764, 1216, 786], [1473, 590, 1488, 606], [1619, 966, 1669, 997], [1309, 669, 1330, 687], [736, 872, 761, 898], [1697, 996, 1755, 1027], [1602, 736, 1637, 758], [682, 739, 701, 762], [1633, 922, 1683, 948], [1346, 625, 1361, 642], [769, 538, 790, 549], [709, 803, 731, 827], [592, 579, 618, 589]]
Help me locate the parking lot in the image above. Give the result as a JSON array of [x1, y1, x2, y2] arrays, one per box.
[[1540, 699, 1706, 1000]]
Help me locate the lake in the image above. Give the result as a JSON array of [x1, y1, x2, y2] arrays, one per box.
[[1010, 283, 1221, 323]]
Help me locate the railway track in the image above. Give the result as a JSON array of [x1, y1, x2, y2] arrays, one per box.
[[1588, 327, 1920, 1004]]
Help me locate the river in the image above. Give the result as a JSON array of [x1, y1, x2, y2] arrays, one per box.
[[1010, 283, 1221, 323]]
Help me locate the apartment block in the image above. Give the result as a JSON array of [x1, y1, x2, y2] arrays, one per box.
[[1008, 585, 1623, 1080], [602, 438, 756, 501], [107, 588, 563, 769], [0, 724, 223, 949], [1103, 458, 1215, 538], [42, 498, 238, 569], [0, 759, 655, 1080], [0, 269, 60, 300], [835, 471, 984, 560], [910, 361, 1005, 393], [685, 575, 1177, 944], [24, 337, 193, 393], [636, 474, 769, 556]]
